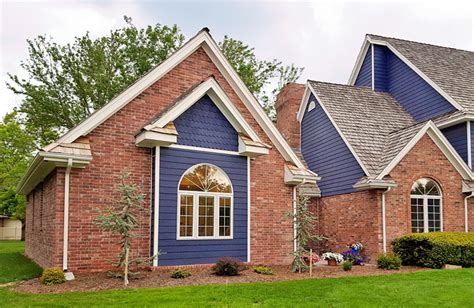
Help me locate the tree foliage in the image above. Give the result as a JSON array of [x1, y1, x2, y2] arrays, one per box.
[[287, 194, 325, 273], [0, 111, 36, 220], [95, 171, 160, 285], [7, 16, 185, 146]]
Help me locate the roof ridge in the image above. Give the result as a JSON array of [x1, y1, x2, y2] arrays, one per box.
[[367, 33, 474, 53]]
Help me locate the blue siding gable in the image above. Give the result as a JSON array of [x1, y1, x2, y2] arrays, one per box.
[[384, 46, 455, 121], [442, 122, 468, 164], [471, 121, 474, 170], [158, 147, 247, 266], [354, 46, 372, 88], [301, 94, 366, 196], [174, 95, 239, 151], [373, 45, 388, 92]]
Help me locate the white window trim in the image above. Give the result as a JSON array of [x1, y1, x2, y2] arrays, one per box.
[[410, 195, 443, 233], [175, 163, 234, 240], [176, 191, 234, 240]]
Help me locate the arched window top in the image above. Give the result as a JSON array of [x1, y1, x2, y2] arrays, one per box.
[[410, 178, 441, 196], [179, 164, 232, 193]]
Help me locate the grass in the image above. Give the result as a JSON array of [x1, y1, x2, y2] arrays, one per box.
[[1, 242, 473, 307], [0, 241, 42, 283]]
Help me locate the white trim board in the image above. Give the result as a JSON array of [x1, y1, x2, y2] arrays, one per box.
[[348, 36, 464, 112], [298, 84, 370, 176], [377, 121, 474, 181], [53, 29, 307, 170]]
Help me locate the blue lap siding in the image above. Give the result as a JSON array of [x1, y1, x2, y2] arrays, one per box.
[[471, 121, 474, 170], [354, 45, 372, 88], [157, 147, 248, 266], [301, 94, 366, 196], [442, 122, 468, 164], [174, 95, 239, 151]]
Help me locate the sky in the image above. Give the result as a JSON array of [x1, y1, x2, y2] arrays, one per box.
[[0, 0, 473, 117]]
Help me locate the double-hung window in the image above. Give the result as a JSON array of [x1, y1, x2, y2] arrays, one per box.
[[177, 164, 233, 240]]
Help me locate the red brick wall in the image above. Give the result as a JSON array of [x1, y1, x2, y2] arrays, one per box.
[[275, 83, 305, 149], [25, 170, 63, 268], [385, 134, 469, 243], [313, 190, 382, 261], [315, 134, 473, 262], [26, 47, 295, 272]]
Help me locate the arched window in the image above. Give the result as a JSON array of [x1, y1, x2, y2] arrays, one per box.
[[410, 178, 442, 233], [178, 164, 233, 239]]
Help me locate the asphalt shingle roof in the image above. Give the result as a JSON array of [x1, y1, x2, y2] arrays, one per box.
[[367, 34, 474, 111], [309, 80, 416, 176]]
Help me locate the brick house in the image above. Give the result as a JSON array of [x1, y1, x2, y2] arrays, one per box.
[[277, 34, 474, 259], [18, 31, 474, 273]]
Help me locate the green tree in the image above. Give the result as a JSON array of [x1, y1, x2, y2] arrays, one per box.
[[7, 16, 185, 146], [0, 111, 36, 221], [95, 171, 161, 285]]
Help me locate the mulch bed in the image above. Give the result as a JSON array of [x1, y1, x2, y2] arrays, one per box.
[[15, 264, 428, 294]]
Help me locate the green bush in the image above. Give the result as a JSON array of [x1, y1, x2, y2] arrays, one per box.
[[377, 254, 402, 270], [212, 257, 245, 276], [393, 232, 474, 268], [40, 268, 66, 285], [170, 268, 192, 279], [253, 265, 274, 275], [342, 260, 353, 271]]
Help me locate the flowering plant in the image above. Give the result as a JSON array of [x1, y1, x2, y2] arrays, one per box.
[[348, 242, 363, 251], [342, 250, 365, 265], [321, 252, 344, 263], [301, 252, 320, 265]]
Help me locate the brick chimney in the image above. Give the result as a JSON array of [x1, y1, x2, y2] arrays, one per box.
[[276, 83, 305, 149]]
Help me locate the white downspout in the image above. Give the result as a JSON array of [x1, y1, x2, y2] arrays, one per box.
[[381, 187, 391, 253], [464, 192, 474, 232], [63, 158, 73, 271]]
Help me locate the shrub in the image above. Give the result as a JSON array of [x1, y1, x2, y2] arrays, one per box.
[[253, 265, 274, 275], [377, 254, 402, 270], [170, 268, 192, 279], [40, 268, 66, 285], [212, 257, 244, 276], [342, 260, 353, 271], [393, 232, 474, 268]]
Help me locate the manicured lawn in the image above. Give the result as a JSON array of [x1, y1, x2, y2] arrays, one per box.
[[1, 269, 473, 307], [1, 242, 473, 306], [0, 241, 42, 283]]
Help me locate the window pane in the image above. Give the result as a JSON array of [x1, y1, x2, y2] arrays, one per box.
[[411, 198, 424, 233], [198, 196, 214, 237], [179, 195, 193, 237], [179, 164, 232, 193], [428, 198, 441, 232], [219, 197, 231, 236]]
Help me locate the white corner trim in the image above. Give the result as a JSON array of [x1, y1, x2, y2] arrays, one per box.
[[247, 156, 251, 263], [53, 30, 306, 169], [305, 84, 370, 176], [468, 121, 472, 169], [296, 85, 312, 122], [169, 144, 240, 156], [147, 78, 260, 142], [348, 38, 371, 85], [376, 121, 474, 180], [153, 147, 160, 267], [63, 158, 73, 271], [371, 43, 375, 90]]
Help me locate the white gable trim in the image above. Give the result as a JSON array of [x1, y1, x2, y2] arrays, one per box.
[[145, 78, 260, 142], [53, 29, 306, 169], [296, 85, 311, 122], [376, 121, 474, 180], [302, 84, 370, 176], [348, 36, 464, 112], [348, 38, 371, 86]]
